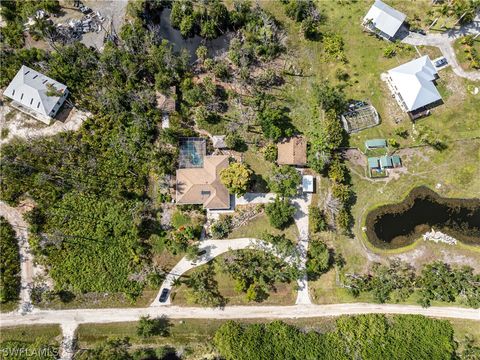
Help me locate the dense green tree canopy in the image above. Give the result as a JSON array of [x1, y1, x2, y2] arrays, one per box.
[[0, 217, 20, 304], [268, 165, 301, 198]]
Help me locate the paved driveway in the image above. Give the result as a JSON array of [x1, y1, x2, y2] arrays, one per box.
[[401, 16, 480, 81]]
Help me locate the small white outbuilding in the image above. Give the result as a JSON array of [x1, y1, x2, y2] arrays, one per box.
[[302, 175, 315, 193]]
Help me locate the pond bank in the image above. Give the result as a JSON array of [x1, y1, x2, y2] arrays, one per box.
[[365, 186, 480, 249]]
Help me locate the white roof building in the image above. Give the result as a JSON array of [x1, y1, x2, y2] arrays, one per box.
[[302, 175, 315, 193], [363, 0, 406, 40], [386, 55, 442, 113], [3, 65, 69, 124]]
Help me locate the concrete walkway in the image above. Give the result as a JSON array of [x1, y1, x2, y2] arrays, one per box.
[[235, 193, 276, 205], [0, 201, 34, 313], [401, 16, 480, 81]]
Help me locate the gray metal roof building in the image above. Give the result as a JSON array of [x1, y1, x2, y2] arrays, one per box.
[[363, 0, 406, 40], [3, 65, 69, 124], [386, 56, 442, 114]]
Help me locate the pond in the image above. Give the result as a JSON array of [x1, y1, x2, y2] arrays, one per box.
[[365, 186, 480, 249], [147, 8, 231, 61]]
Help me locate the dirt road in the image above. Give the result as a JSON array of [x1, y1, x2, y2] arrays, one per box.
[[0, 303, 478, 328], [0, 201, 34, 311]]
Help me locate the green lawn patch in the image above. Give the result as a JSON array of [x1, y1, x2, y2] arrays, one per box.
[[228, 212, 299, 242], [0, 325, 61, 360]]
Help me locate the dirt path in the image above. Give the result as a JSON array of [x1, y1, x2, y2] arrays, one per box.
[[59, 322, 77, 360], [0, 106, 90, 147], [0, 303, 478, 327], [0, 201, 34, 312]]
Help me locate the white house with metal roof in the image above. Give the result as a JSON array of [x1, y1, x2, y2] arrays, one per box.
[[363, 0, 406, 40], [3, 65, 69, 125], [385, 55, 442, 119]]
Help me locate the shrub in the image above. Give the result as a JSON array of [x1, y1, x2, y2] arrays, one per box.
[[0, 217, 20, 304], [137, 315, 170, 338], [309, 206, 327, 233], [306, 237, 330, 279], [383, 44, 397, 58], [265, 197, 296, 229], [263, 143, 278, 162], [211, 216, 232, 238], [213, 61, 230, 80], [225, 133, 246, 151], [268, 165, 301, 197]]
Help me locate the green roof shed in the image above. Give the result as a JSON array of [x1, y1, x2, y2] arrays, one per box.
[[365, 139, 387, 149], [380, 156, 393, 168], [368, 157, 380, 169], [391, 155, 402, 167]]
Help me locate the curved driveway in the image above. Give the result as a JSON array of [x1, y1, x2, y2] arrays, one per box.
[[402, 16, 480, 81], [151, 238, 295, 305]]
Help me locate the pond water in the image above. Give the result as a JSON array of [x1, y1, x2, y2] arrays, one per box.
[[148, 8, 231, 61], [365, 186, 480, 249]]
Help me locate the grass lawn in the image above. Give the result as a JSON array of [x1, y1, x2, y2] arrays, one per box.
[[77, 319, 219, 357], [228, 212, 299, 242], [0, 325, 61, 351], [243, 147, 272, 192], [35, 289, 159, 310], [171, 256, 297, 306], [453, 37, 480, 71], [449, 318, 480, 349], [0, 301, 18, 313]]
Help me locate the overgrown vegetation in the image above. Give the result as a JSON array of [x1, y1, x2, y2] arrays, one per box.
[[0, 20, 188, 300], [0, 217, 20, 305], [220, 249, 298, 302], [214, 315, 457, 360], [0, 0, 61, 48], [76, 337, 180, 360], [345, 260, 480, 308]]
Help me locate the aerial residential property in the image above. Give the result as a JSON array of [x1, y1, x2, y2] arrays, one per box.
[[277, 136, 308, 166], [1, 0, 479, 358], [175, 138, 231, 209], [3, 65, 69, 124], [386, 55, 443, 119], [363, 0, 406, 41], [176, 154, 231, 210]]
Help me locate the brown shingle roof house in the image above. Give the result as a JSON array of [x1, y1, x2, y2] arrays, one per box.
[[277, 136, 307, 166], [176, 155, 231, 209]]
